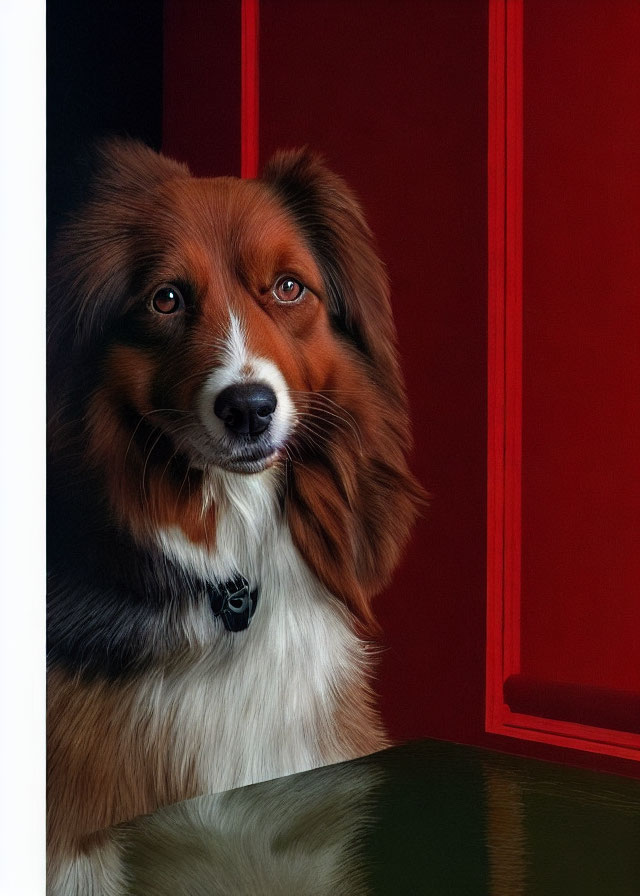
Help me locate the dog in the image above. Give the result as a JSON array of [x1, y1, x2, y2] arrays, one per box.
[[47, 139, 422, 894]]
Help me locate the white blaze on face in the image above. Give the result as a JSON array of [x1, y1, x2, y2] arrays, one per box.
[[197, 310, 295, 451]]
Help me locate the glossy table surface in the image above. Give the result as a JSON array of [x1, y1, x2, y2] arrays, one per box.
[[118, 739, 640, 894]]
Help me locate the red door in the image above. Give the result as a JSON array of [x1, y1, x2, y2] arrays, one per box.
[[487, 0, 640, 761]]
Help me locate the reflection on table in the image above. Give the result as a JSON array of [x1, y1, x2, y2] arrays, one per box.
[[117, 739, 640, 895]]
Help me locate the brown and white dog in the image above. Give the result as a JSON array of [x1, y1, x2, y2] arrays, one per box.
[[47, 140, 422, 894]]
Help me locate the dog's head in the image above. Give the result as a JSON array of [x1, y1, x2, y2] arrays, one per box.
[[48, 140, 423, 627]]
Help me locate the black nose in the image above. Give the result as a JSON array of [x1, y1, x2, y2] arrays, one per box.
[[214, 383, 277, 436]]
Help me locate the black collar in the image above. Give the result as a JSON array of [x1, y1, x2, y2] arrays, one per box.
[[207, 574, 258, 632]]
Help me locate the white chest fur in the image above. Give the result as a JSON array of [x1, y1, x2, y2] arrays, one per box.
[[147, 468, 366, 794]]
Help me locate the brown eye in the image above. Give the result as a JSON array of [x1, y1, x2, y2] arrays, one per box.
[[273, 276, 305, 303], [151, 285, 183, 314]]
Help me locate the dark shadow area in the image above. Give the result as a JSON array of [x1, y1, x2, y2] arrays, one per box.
[[47, 0, 163, 242]]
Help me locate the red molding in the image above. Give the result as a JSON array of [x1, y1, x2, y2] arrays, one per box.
[[485, 0, 639, 762], [502, 0, 523, 685], [504, 675, 640, 737], [486, 0, 526, 735], [486, 0, 507, 735], [241, 0, 260, 178]]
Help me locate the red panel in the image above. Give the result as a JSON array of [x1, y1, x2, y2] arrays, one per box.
[[163, 0, 241, 176], [520, 0, 640, 695], [260, 0, 489, 746], [240, 0, 259, 178]]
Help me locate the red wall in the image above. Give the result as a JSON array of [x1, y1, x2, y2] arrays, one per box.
[[162, 0, 640, 776], [520, 0, 640, 695], [163, 0, 241, 177], [259, 0, 489, 746]]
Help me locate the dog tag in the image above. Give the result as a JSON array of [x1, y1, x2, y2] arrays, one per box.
[[207, 574, 258, 632]]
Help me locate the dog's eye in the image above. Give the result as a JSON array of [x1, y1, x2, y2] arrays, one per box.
[[273, 276, 305, 304], [151, 285, 184, 314]]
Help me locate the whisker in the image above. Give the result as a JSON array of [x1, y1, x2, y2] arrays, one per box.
[[293, 422, 331, 456], [297, 392, 363, 435], [168, 369, 213, 391], [140, 428, 171, 510], [155, 425, 198, 495], [155, 429, 200, 518], [123, 408, 192, 470], [289, 388, 366, 397], [295, 419, 333, 444], [294, 403, 363, 453], [283, 440, 304, 471]]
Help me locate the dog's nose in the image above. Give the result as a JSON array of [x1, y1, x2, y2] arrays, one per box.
[[214, 383, 277, 436]]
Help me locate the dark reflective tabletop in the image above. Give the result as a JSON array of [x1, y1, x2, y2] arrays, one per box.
[[117, 739, 640, 894]]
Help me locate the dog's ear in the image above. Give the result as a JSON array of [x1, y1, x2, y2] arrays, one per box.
[[265, 151, 426, 628], [48, 140, 189, 394], [82, 138, 191, 207], [262, 150, 405, 407]]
